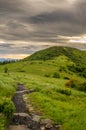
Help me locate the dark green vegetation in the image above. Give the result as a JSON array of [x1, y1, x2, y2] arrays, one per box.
[[0, 74, 16, 129], [0, 46, 86, 130]]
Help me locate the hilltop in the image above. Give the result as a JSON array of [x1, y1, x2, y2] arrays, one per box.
[[24, 46, 86, 64], [22, 46, 86, 78]]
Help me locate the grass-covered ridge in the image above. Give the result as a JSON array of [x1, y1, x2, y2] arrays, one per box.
[[24, 46, 86, 64], [24, 46, 86, 79], [0, 46, 86, 130]]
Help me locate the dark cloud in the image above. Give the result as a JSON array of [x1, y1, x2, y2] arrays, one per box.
[[29, 9, 74, 24], [0, 0, 86, 56], [29, 3, 86, 36], [0, 43, 49, 54], [0, 43, 12, 48]]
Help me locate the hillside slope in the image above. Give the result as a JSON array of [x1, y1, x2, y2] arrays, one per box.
[[24, 46, 86, 65], [0, 46, 86, 78], [0, 46, 86, 130], [23, 46, 86, 78]]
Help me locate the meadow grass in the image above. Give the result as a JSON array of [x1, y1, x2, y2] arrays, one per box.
[[0, 67, 86, 130], [8, 72, 86, 130]]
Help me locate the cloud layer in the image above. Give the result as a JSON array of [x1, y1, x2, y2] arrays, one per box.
[[0, 0, 86, 57]]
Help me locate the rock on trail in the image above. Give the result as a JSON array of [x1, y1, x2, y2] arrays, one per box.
[[9, 125, 30, 130]]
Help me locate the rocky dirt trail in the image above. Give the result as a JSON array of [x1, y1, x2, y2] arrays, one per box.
[[8, 83, 61, 130]]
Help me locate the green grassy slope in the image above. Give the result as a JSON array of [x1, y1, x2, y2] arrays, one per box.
[[0, 46, 86, 130], [0, 46, 86, 79], [23, 46, 86, 78], [24, 46, 86, 64]]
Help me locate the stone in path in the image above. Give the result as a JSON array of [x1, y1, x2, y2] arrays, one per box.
[[9, 125, 30, 130]]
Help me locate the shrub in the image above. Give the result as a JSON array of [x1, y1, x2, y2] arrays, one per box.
[[70, 80, 77, 88], [65, 78, 86, 92], [81, 69, 86, 78], [4, 67, 8, 73], [0, 114, 6, 130], [53, 72, 60, 78], [78, 82, 86, 91], [65, 80, 71, 87], [65, 78, 76, 88], [59, 66, 66, 72], [64, 77, 70, 80], [0, 98, 15, 119], [56, 88, 72, 96], [44, 74, 50, 77]]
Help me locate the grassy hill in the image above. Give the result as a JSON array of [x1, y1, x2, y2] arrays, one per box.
[[0, 46, 86, 130], [24, 46, 86, 64], [24, 46, 86, 78], [0, 46, 85, 80]]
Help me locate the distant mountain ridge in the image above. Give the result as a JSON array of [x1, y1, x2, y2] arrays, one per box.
[[0, 58, 18, 62]]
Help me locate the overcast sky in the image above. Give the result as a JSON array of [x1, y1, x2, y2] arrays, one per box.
[[0, 0, 86, 58]]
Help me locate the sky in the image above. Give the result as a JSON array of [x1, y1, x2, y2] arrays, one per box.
[[0, 0, 86, 59]]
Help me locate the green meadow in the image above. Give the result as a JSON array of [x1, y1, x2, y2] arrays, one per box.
[[0, 46, 86, 130]]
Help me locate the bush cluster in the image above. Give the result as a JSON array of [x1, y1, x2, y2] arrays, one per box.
[[78, 82, 86, 91], [65, 78, 86, 92], [65, 78, 76, 87], [0, 98, 15, 119], [53, 72, 60, 78], [56, 88, 72, 96]]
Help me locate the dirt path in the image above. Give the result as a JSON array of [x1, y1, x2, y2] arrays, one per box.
[[12, 83, 26, 113], [8, 83, 61, 130], [8, 83, 40, 130]]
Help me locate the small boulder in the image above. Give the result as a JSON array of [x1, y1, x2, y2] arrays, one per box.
[[55, 125, 62, 130], [32, 114, 41, 122], [40, 119, 53, 125], [40, 126, 46, 130], [45, 123, 53, 129]]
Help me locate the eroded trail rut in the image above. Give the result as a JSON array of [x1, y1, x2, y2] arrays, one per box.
[[9, 83, 38, 130], [8, 83, 61, 130], [12, 84, 26, 113]]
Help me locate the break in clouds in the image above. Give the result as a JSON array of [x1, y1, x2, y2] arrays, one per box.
[[0, 0, 86, 57]]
